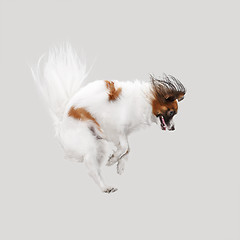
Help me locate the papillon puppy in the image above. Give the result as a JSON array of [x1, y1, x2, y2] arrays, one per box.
[[32, 44, 186, 193]]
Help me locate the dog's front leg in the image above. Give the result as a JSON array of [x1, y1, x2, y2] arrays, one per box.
[[106, 135, 129, 173], [116, 150, 129, 175]]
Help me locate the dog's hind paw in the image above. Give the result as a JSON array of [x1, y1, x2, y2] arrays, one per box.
[[103, 187, 118, 193]]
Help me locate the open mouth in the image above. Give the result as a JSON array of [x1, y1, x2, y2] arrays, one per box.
[[159, 115, 167, 130]]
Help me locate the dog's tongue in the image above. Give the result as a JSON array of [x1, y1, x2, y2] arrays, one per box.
[[161, 116, 166, 126], [161, 116, 166, 130]]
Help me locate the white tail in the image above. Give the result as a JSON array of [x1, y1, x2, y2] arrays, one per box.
[[32, 44, 88, 128]]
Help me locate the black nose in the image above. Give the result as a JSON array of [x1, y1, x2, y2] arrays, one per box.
[[169, 126, 175, 131]]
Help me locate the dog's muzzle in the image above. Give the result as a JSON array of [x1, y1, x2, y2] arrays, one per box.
[[159, 115, 175, 131]]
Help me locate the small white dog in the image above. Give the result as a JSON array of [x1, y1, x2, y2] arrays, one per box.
[[32, 44, 186, 193]]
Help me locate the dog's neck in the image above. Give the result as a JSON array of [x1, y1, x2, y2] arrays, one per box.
[[139, 81, 157, 126], [121, 81, 156, 132]]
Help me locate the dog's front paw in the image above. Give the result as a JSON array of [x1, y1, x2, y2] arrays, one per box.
[[103, 187, 118, 193], [117, 160, 125, 175], [106, 154, 118, 166]]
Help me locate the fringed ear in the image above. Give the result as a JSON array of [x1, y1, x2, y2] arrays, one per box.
[[150, 74, 166, 102], [150, 73, 186, 103], [149, 74, 155, 82]]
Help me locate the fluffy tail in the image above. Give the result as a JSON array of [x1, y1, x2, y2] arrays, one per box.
[[32, 44, 88, 132]]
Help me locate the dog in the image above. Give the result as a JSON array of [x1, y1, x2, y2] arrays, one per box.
[[32, 44, 186, 193]]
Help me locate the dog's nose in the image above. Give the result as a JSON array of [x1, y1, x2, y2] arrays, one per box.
[[169, 126, 175, 131]]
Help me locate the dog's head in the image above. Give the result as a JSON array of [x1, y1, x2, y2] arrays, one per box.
[[150, 74, 186, 131]]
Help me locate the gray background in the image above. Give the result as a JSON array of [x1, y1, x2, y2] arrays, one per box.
[[0, 0, 239, 239]]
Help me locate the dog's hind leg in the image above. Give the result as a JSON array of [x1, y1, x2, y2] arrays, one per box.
[[84, 140, 118, 193], [60, 118, 117, 193]]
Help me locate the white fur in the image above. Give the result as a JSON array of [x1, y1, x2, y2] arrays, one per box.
[[32, 45, 159, 193]]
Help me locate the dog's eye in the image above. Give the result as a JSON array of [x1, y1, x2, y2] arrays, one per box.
[[168, 110, 175, 117]]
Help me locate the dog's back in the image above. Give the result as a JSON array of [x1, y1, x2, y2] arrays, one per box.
[[64, 80, 151, 138]]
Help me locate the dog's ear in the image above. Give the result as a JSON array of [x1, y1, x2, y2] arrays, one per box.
[[150, 73, 186, 103], [149, 74, 155, 82]]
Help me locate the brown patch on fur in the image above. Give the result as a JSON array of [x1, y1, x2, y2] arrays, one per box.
[[150, 76, 182, 116], [151, 98, 178, 116], [105, 80, 122, 101], [68, 107, 102, 131]]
